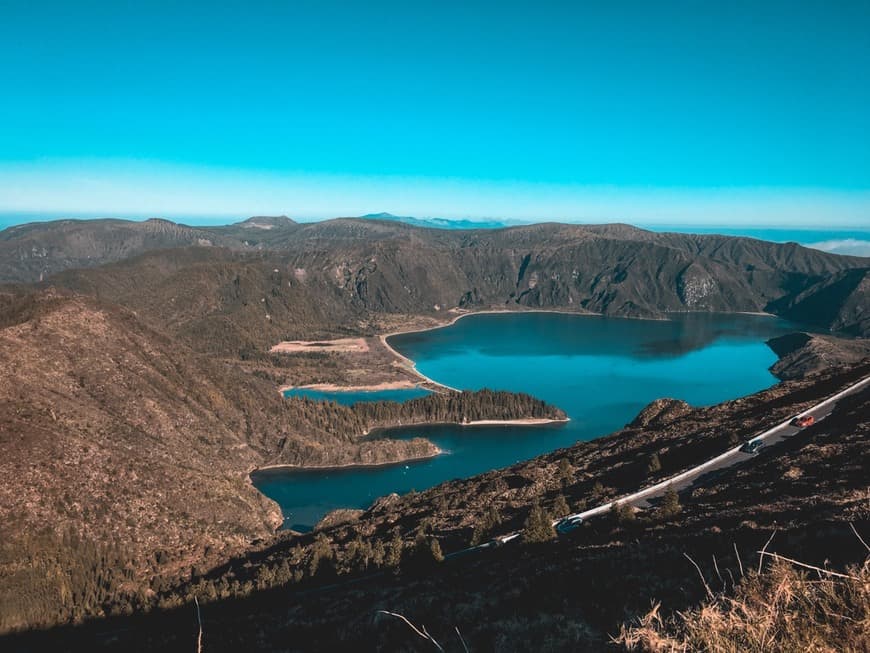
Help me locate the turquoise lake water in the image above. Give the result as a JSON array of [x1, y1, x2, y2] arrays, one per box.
[[282, 387, 431, 405], [252, 312, 801, 530]]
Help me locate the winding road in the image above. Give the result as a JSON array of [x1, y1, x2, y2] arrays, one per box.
[[450, 373, 870, 554]]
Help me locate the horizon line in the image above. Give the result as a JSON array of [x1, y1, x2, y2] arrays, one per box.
[[1, 211, 869, 232]]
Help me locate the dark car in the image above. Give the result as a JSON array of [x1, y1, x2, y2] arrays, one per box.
[[740, 439, 764, 454], [555, 515, 584, 534]]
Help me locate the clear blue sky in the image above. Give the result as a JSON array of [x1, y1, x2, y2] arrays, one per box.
[[1, 1, 868, 225]]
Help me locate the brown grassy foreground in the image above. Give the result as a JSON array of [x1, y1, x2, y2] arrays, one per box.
[[616, 540, 870, 652]]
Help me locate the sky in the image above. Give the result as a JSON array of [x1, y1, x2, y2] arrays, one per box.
[[1, 1, 869, 227]]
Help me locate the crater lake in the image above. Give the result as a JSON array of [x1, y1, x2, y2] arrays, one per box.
[[253, 311, 801, 530]]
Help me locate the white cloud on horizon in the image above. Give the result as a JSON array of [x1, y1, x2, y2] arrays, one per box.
[[805, 239, 870, 257]]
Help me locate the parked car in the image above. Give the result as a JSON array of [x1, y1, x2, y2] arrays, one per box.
[[792, 415, 815, 428], [555, 515, 584, 534], [740, 439, 764, 454]]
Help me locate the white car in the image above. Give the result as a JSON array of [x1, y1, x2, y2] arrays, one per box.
[[555, 515, 583, 534]]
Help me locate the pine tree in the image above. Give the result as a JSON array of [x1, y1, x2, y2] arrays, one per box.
[[557, 458, 573, 483], [429, 538, 444, 563], [470, 523, 485, 546], [659, 484, 681, 518], [385, 532, 403, 569], [552, 494, 571, 517], [591, 481, 607, 501], [522, 503, 555, 543], [482, 505, 502, 530], [613, 501, 636, 524]]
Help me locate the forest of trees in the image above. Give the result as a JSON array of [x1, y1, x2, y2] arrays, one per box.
[[283, 388, 567, 444], [0, 527, 145, 632]]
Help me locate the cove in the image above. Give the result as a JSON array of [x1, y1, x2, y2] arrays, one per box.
[[253, 311, 800, 531]]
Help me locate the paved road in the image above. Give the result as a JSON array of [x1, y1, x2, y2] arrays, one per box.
[[450, 373, 870, 554]]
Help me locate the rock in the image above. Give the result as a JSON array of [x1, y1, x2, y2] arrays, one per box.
[[366, 493, 401, 514], [628, 399, 693, 429], [315, 509, 364, 530]]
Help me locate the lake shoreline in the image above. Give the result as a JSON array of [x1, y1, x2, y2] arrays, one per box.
[[252, 447, 446, 473], [380, 307, 781, 391], [273, 308, 781, 396], [380, 308, 603, 391], [366, 416, 570, 435]]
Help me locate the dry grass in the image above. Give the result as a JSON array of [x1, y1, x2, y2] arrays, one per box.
[[616, 550, 870, 652]]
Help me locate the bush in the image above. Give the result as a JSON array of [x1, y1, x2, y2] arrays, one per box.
[[591, 481, 608, 502]]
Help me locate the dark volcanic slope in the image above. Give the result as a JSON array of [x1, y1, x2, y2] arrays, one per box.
[[13, 218, 866, 360]]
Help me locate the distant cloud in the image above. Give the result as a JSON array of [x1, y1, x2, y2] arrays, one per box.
[[806, 239, 870, 257]]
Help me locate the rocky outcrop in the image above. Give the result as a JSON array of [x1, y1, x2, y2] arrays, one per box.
[[767, 332, 870, 380], [627, 399, 693, 429]]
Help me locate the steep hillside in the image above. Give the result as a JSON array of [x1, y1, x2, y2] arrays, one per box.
[[769, 267, 870, 335], [0, 290, 565, 631], [768, 331, 870, 379], [0, 291, 283, 630], [4, 363, 867, 651], [0, 292, 293, 545]]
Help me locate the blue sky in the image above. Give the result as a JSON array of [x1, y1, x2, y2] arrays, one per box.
[[1, 1, 869, 225]]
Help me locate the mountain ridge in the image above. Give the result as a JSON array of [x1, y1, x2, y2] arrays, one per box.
[[2, 218, 865, 353]]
